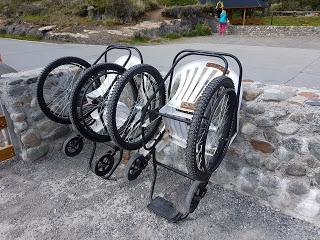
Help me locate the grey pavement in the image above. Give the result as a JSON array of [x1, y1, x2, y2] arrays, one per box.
[[1, 35, 320, 89], [1, 35, 320, 239], [0, 144, 320, 240]]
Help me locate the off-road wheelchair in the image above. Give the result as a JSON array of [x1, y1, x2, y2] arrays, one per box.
[[105, 49, 243, 222], [37, 45, 143, 178]]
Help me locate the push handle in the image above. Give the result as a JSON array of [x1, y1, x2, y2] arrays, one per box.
[[93, 45, 143, 67], [168, 49, 243, 101], [166, 50, 229, 98]]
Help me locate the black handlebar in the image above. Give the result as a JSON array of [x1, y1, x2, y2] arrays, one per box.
[[93, 45, 144, 67]]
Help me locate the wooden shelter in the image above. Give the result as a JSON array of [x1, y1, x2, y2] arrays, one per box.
[[204, 0, 269, 25]]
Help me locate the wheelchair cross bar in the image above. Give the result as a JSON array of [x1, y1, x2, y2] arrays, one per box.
[[151, 110, 191, 124]]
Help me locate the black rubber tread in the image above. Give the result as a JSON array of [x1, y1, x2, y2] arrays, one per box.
[[106, 64, 166, 150], [92, 154, 115, 177], [185, 76, 236, 181], [185, 181, 205, 213], [69, 63, 126, 142], [37, 56, 91, 124], [125, 153, 146, 181], [62, 136, 84, 157]]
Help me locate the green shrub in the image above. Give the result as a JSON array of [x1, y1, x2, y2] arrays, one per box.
[[186, 23, 211, 36], [131, 32, 152, 42], [158, 0, 198, 6], [0, 33, 43, 41], [162, 32, 181, 39], [162, 4, 214, 19]]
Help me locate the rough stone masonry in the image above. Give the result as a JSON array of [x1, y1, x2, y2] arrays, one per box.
[[158, 80, 320, 226], [0, 69, 320, 226]]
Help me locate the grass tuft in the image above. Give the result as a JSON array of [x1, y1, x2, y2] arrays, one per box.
[[0, 33, 43, 41]]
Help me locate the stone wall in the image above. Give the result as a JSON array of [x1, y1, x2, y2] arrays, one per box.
[[235, 25, 320, 37], [0, 69, 71, 161], [1, 69, 320, 225], [159, 80, 320, 226]]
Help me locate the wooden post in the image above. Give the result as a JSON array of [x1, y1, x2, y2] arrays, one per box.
[[242, 8, 247, 25], [0, 111, 15, 162]]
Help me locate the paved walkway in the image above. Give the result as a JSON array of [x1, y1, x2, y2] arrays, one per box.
[[0, 146, 319, 240], [1, 35, 320, 89]]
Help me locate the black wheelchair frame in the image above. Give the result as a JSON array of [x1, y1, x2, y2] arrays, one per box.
[[135, 50, 243, 222]]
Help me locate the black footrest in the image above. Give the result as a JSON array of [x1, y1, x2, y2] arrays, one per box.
[[147, 197, 183, 223]]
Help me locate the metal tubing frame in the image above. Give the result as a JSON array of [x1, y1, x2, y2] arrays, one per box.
[[92, 45, 144, 67], [78, 44, 143, 179], [139, 49, 242, 192], [139, 50, 242, 221], [140, 50, 231, 149]]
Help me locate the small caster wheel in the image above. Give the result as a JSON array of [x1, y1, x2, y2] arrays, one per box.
[[63, 136, 84, 157], [185, 181, 207, 213], [126, 153, 147, 181], [92, 152, 115, 177]]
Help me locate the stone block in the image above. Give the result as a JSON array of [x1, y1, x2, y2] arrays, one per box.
[[42, 125, 70, 141], [261, 175, 280, 190], [30, 98, 38, 108], [21, 129, 41, 148], [30, 111, 45, 121], [314, 172, 320, 186], [14, 121, 28, 132], [263, 86, 296, 102], [250, 139, 275, 154], [8, 85, 25, 97], [22, 143, 49, 161], [255, 117, 275, 127], [18, 95, 32, 105], [275, 122, 299, 135], [243, 88, 262, 101], [287, 180, 310, 195], [37, 120, 58, 133], [298, 91, 319, 99], [263, 88, 285, 102], [10, 112, 26, 122], [308, 141, 320, 161], [274, 146, 294, 162], [285, 163, 306, 176], [263, 157, 280, 171], [240, 122, 257, 136], [8, 79, 23, 86], [241, 167, 259, 184], [245, 103, 265, 114], [267, 108, 288, 120], [245, 153, 263, 167], [282, 137, 302, 154], [255, 186, 275, 198], [306, 157, 320, 169]]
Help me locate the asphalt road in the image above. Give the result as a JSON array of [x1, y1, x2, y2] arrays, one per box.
[[1, 35, 320, 239], [1, 145, 320, 240], [1, 35, 320, 89]]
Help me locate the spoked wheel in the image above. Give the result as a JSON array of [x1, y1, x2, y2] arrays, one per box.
[[37, 57, 91, 124], [90, 148, 123, 178], [92, 152, 115, 177], [63, 136, 84, 157], [185, 181, 208, 213], [186, 76, 237, 181], [70, 63, 130, 142], [125, 153, 148, 181], [106, 64, 166, 150]]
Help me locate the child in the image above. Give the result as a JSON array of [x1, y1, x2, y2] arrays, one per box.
[[215, 1, 224, 19], [219, 10, 228, 36]]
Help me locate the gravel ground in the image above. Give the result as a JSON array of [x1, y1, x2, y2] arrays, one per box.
[[0, 141, 319, 240]]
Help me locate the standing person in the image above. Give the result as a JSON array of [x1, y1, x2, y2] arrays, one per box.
[[215, 1, 224, 19], [218, 9, 228, 36]]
